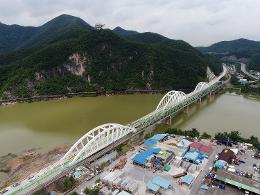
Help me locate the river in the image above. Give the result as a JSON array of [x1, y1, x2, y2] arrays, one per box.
[[0, 93, 260, 180]]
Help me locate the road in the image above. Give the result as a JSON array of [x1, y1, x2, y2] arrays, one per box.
[[189, 145, 225, 195], [240, 63, 259, 80]]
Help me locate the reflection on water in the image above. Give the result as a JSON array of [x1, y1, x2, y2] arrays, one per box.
[[171, 93, 260, 138], [0, 92, 259, 181], [0, 94, 163, 157]]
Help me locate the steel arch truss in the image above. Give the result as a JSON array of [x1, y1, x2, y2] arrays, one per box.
[[61, 123, 135, 165], [194, 82, 209, 92], [156, 91, 187, 111]]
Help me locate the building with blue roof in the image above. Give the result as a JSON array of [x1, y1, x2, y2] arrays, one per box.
[[144, 139, 157, 147], [149, 134, 168, 141], [143, 134, 168, 148], [180, 175, 193, 185], [151, 176, 171, 189], [183, 151, 200, 163], [214, 160, 227, 169], [177, 139, 192, 148], [132, 148, 161, 166], [183, 150, 207, 164], [147, 180, 160, 193]]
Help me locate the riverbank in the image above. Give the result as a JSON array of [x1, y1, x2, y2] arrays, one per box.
[[0, 89, 168, 106], [225, 87, 260, 100], [0, 145, 69, 189]]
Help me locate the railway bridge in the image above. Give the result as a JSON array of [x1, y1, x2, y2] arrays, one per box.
[[6, 65, 227, 195]]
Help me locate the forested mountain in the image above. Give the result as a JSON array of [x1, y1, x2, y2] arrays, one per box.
[[197, 38, 260, 71], [197, 38, 260, 53], [113, 26, 139, 37], [0, 14, 93, 53], [0, 15, 221, 99], [113, 27, 222, 74]]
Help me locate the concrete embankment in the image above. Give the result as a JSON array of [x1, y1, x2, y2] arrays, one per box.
[[0, 89, 169, 105]]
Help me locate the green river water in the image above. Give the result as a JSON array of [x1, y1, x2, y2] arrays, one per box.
[[0, 93, 260, 180]]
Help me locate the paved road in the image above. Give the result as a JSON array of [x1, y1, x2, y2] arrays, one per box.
[[73, 152, 119, 195], [189, 145, 225, 195], [240, 63, 259, 80]]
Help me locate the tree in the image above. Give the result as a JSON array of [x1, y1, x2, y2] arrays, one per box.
[[189, 128, 200, 138], [200, 132, 211, 139], [229, 131, 240, 142], [63, 176, 76, 191], [32, 189, 49, 195], [84, 187, 99, 195], [70, 192, 79, 195]]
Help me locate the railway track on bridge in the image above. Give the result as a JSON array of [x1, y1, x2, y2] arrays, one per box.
[[4, 65, 227, 195]]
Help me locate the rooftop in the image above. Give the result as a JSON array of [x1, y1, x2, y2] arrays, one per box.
[[147, 180, 160, 192], [215, 169, 260, 194], [151, 176, 171, 189], [132, 148, 161, 165], [190, 142, 214, 154], [181, 175, 194, 185], [218, 149, 236, 164]]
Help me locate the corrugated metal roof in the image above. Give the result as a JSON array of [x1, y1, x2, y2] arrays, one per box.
[[150, 134, 168, 141], [214, 160, 226, 169], [132, 148, 161, 165], [181, 175, 193, 185], [183, 151, 200, 162], [215, 169, 260, 194], [152, 176, 171, 189], [147, 180, 160, 192], [177, 139, 192, 148], [144, 139, 156, 147], [190, 142, 213, 154]]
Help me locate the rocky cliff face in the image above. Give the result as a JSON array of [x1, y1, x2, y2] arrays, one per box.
[[64, 53, 90, 77], [0, 29, 209, 98]]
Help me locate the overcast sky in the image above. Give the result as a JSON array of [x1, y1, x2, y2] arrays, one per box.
[[0, 0, 259, 46]]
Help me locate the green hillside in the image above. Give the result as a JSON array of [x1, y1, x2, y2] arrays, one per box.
[[0, 15, 221, 99], [0, 14, 93, 53]]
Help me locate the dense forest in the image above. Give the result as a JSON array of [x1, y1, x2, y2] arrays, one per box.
[[0, 14, 222, 99]]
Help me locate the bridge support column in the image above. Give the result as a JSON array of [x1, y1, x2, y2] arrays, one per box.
[[128, 132, 144, 145], [165, 116, 172, 125], [186, 105, 189, 113]]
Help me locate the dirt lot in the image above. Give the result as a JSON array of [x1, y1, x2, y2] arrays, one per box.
[[0, 144, 69, 187]]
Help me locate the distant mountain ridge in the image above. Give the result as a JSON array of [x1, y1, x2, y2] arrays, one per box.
[[0, 14, 222, 99], [197, 38, 260, 71], [197, 38, 260, 54], [113, 26, 139, 37], [0, 14, 93, 53]]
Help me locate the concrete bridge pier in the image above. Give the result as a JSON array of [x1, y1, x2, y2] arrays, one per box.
[[165, 115, 172, 125], [128, 131, 145, 145], [185, 105, 190, 113]]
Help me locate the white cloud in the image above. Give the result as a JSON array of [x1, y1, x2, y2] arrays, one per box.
[[0, 0, 260, 46]]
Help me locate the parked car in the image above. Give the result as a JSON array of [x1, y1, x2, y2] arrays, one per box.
[[28, 175, 34, 180], [219, 183, 225, 190], [0, 189, 8, 194], [12, 182, 20, 187]]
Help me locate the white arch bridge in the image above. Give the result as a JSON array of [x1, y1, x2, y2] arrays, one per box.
[[7, 65, 227, 195]]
